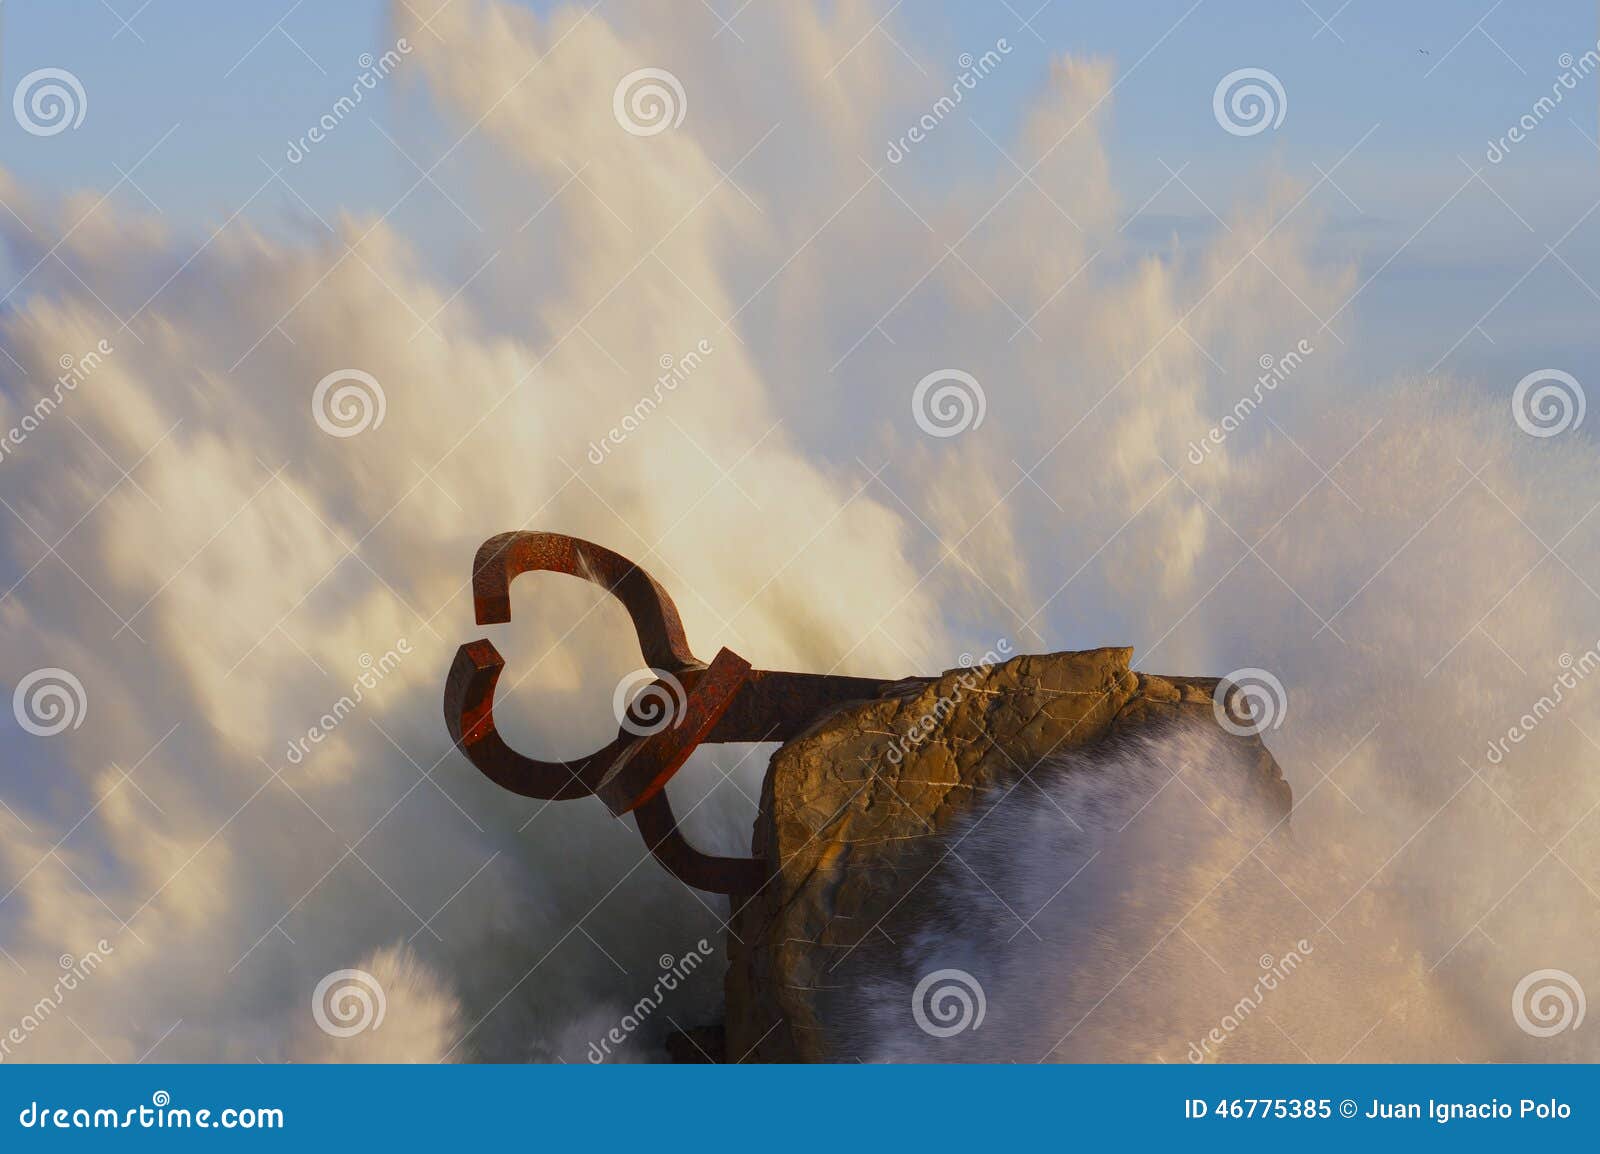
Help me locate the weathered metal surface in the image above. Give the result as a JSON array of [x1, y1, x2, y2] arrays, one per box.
[[443, 638, 601, 800], [593, 646, 752, 816], [469, 531, 698, 671], [442, 530, 901, 896], [635, 789, 765, 894], [706, 668, 932, 743]]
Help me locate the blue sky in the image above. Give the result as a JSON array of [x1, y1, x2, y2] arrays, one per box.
[[3, 0, 1596, 393], [3, 0, 1600, 1065]]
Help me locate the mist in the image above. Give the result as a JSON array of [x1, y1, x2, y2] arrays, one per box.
[[1, 0, 1595, 1062]]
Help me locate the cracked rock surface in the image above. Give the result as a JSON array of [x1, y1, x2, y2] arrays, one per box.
[[723, 647, 1290, 1062]]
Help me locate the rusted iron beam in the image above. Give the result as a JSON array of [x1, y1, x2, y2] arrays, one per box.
[[443, 531, 902, 896]]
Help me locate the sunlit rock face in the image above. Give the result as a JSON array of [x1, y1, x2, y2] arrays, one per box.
[[724, 648, 1289, 1062]]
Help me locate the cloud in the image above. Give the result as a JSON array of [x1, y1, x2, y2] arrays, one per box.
[[0, 0, 1595, 1064], [288, 944, 462, 1063]]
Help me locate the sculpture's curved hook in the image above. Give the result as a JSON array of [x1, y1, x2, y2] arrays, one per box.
[[470, 531, 698, 672], [444, 530, 705, 801], [442, 531, 767, 895], [443, 638, 613, 801], [443, 635, 753, 811], [635, 790, 765, 895]]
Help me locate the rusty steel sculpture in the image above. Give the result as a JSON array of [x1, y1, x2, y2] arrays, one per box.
[[444, 531, 919, 896]]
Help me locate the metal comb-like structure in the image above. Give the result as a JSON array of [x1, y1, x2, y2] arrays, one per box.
[[444, 531, 907, 895]]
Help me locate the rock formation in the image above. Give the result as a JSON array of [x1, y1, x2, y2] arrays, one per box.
[[720, 647, 1290, 1062]]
